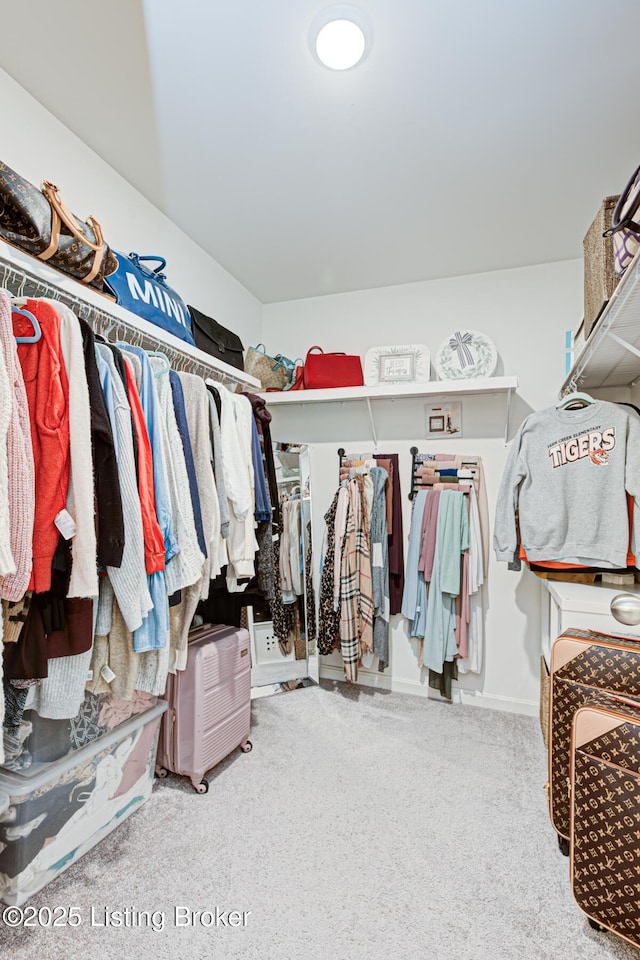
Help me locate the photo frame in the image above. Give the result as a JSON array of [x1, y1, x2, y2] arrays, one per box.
[[379, 352, 416, 382], [364, 344, 431, 385], [425, 402, 463, 439]]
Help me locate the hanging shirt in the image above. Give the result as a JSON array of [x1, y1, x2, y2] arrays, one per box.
[[43, 301, 98, 600], [494, 401, 640, 568], [170, 370, 207, 559], [251, 416, 271, 523], [80, 320, 124, 570], [370, 465, 390, 669], [422, 490, 469, 673], [0, 291, 34, 600], [400, 490, 428, 636], [180, 372, 221, 588], [152, 359, 204, 595], [16, 299, 70, 594], [118, 344, 178, 563], [95, 343, 152, 632]]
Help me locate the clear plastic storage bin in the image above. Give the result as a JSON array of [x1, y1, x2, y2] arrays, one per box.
[[4, 690, 158, 776], [0, 700, 167, 905]]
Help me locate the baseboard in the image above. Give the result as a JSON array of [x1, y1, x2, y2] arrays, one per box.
[[318, 663, 538, 717]]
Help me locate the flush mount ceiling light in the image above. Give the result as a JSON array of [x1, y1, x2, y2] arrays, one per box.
[[310, 5, 372, 71]]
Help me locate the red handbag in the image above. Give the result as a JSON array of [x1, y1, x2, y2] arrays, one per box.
[[303, 346, 364, 389]]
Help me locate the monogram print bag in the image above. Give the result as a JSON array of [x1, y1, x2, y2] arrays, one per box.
[[548, 629, 640, 847], [571, 702, 640, 947]]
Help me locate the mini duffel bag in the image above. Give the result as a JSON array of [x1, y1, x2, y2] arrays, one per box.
[[104, 253, 195, 346]]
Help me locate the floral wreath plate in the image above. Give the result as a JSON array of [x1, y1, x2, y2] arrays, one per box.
[[434, 330, 497, 380]]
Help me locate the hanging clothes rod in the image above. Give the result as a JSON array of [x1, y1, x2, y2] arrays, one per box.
[[0, 251, 258, 391], [409, 449, 481, 500]]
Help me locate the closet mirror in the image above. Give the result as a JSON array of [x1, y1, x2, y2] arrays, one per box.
[[249, 443, 319, 695]]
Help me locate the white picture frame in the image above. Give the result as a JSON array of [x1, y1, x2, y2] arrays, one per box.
[[364, 344, 431, 385], [379, 352, 416, 382], [425, 402, 463, 439]]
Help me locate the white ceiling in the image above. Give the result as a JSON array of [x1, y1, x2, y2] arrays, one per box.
[[1, 0, 640, 303]]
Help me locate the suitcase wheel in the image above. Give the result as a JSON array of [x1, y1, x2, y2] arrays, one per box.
[[557, 835, 570, 857], [241, 740, 253, 754], [193, 780, 209, 795], [588, 919, 605, 933], [155, 766, 168, 779]]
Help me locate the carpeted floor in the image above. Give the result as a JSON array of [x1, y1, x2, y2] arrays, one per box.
[[0, 680, 635, 960]]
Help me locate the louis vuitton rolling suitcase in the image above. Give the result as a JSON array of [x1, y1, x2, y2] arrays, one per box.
[[155, 624, 253, 794], [548, 628, 640, 855], [571, 701, 640, 946]]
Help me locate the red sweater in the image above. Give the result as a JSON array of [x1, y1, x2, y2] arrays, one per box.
[[15, 300, 70, 593], [123, 358, 165, 574]]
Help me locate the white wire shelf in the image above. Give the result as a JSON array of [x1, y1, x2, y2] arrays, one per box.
[[0, 237, 260, 390], [563, 246, 640, 392]]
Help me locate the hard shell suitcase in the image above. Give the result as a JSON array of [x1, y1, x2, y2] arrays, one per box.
[[156, 624, 252, 794], [548, 628, 640, 853], [571, 701, 640, 947]]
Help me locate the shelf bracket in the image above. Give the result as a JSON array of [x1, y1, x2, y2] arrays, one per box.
[[606, 331, 640, 361], [504, 387, 512, 447], [365, 397, 378, 447]]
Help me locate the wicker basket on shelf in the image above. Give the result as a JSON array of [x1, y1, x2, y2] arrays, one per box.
[[583, 195, 620, 338]]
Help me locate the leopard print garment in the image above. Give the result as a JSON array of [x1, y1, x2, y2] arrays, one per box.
[[318, 490, 341, 656], [305, 520, 316, 646], [269, 520, 297, 643]]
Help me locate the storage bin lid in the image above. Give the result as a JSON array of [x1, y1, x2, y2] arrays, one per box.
[[0, 701, 167, 797]]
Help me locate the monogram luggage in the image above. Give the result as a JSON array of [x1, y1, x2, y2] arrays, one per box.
[[571, 701, 640, 946], [155, 624, 252, 794], [548, 628, 640, 854]]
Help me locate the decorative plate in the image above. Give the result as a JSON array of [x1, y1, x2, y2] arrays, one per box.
[[364, 344, 430, 386], [434, 330, 498, 380]]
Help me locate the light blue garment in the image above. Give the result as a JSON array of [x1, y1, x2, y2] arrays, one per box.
[[118, 343, 178, 563], [133, 570, 170, 652], [115, 343, 170, 653], [400, 490, 428, 637], [422, 491, 470, 672]]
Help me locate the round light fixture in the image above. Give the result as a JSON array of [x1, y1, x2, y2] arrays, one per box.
[[309, 5, 372, 71], [316, 19, 365, 70]]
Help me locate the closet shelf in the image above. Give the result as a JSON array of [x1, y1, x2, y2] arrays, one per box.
[[563, 246, 640, 392], [0, 237, 260, 391], [260, 377, 518, 405], [260, 376, 519, 445]]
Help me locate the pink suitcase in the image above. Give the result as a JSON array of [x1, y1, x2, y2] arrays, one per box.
[[155, 624, 252, 793]]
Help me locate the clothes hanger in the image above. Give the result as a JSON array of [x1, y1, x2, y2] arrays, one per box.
[[13, 305, 42, 343], [556, 391, 596, 410], [146, 350, 171, 375]]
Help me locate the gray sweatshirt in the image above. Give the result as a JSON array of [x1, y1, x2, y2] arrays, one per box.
[[494, 401, 640, 568]]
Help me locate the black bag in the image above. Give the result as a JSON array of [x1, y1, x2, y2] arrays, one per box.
[[188, 305, 244, 370]]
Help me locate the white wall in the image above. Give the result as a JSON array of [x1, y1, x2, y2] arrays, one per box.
[[262, 259, 584, 714], [0, 68, 262, 347]]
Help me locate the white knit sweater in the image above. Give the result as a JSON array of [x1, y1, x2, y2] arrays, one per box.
[[0, 292, 33, 600], [44, 301, 98, 599], [95, 344, 152, 631]]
